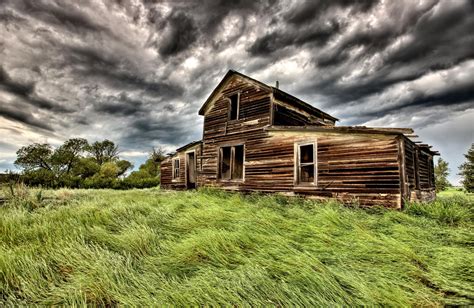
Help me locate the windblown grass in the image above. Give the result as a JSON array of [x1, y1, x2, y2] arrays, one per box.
[[0, 188, 473, 306]]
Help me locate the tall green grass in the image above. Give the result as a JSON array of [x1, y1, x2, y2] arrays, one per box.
[[0, 188, 473, 305]]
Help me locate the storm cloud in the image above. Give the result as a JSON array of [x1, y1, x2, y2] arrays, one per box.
[[0, 0, 472, 184]]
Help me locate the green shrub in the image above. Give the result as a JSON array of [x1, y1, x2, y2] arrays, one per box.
[[405, 195, 473, 226]]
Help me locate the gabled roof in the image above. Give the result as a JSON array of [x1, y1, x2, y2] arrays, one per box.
[[198, 69, 338, 121], [175, 140, 202, 152]]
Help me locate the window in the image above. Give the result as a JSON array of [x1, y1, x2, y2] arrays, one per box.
[[219, 145, 244, 180], [296, 142, 317, 185], [228, 93, 239, 120], [172, 158, 180, 180]]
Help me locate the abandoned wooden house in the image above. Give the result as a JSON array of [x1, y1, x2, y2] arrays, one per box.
[[161, 70, 438, 208]]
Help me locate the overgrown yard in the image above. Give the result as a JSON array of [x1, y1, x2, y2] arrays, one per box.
[[0, 187, 473, 306]]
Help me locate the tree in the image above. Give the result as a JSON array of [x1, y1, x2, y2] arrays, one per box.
[[99, 162, 120, 178], [127, 147, 166, 180], [72, 157, 100, 179], [150, 147, 166, 165], [459, 143, 474, 193], [434, 157, 450, 192], [14, 143, 53, 172], [52, 138, 89, 174], [116, 160, 133, 177], [87, 140, 119, 165]]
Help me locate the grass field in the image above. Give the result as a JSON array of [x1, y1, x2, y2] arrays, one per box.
[[1, 187, 473, 306]]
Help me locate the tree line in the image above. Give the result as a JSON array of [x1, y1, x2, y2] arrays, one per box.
[[435, 143, 473, 193], [11, 138, 166, 189]]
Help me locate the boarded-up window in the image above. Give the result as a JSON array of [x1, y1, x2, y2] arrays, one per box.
[[219, 145, 244, 180], [172, 158, 180, 180], [296, 142, 317, 184], [229, 93, 239, 120]]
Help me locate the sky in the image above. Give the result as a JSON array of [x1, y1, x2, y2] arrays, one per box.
[[0, 0, 473, 184]]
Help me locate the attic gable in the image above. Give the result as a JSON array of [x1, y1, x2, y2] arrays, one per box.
[[198, 70, 338, 124], [198, 70, 272, 116]]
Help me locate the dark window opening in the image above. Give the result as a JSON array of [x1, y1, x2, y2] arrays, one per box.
[[219, 145, 244, 180], [220, 147, 231, 180], [229, 94, 239, 120], [233, 145, 244, 179], [300, 165, 314, 183], [300, 144, 314, 164], [173, 158, 180, 180], [297, 143, 316, 184]]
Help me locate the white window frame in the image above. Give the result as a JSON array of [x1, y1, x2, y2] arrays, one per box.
[[294, 140, 317, 186], [172, 157, 180, 181]]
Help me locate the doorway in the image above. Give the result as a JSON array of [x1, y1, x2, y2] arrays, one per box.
[[186, 151, 196, 189]]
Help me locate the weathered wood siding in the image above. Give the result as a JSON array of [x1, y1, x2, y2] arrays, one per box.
[[199, 129, 402, 207], [160, 154, 186, 189], [261, 132, 402, 207], [404, 138, 418, 191], [273, 101, 327, 126], [418, 150, 434, 190], [199, 76, 272, 186], [202, 76, 272, 141], [162, 70, 438, 208], [400, 137, 436, 202], [161, 144, 202, 189]]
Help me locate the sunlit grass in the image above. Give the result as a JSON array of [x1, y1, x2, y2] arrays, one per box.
[[0, 187, 473, 305]]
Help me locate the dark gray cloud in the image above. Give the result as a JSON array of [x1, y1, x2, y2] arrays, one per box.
[[283, 0, 378, 25], [93, 93, 146, 116], [157, 10, 199, 57], [0, 0, 472, 184], [0, 66, 72, 113], [247, 20, 342, 56], [0, 103, 53, 131]]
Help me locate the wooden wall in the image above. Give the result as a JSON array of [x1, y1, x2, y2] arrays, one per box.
[[418, 150, 434, 190], [402, 137, 436, 202], [273, 101, 328, 126], [258, 132, 402, 207], [404, 139, 418, 191], [160, 154, 186, 190], [161, 144, 202, 190], [199, 76, 273, 186], [202, 76, 272, 141], [200, 130, 402, 208]]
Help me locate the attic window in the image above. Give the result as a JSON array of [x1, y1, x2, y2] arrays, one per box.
[[229, 93, 239, 120]]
